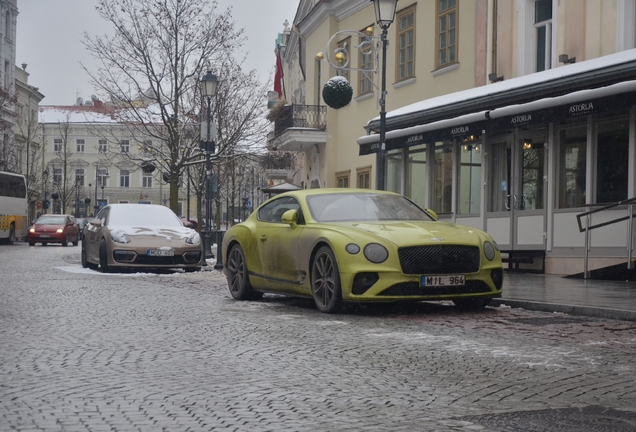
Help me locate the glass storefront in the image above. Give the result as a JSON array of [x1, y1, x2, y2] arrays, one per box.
[[406, 145, 426, 208]]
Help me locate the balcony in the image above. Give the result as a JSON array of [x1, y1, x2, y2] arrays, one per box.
[[267, 104, 327, 152]]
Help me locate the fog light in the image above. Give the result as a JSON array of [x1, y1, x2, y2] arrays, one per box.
[[491, 268, 503, 290], [352, 272, 379, 295]]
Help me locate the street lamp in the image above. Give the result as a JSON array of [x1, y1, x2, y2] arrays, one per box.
[[371, 0, 399, 190], [200, 70, 218, 262]]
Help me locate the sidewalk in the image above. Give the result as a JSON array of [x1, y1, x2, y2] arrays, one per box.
[[494, 272, 636, 322]]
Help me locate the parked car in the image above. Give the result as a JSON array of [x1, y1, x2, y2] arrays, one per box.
[[222, 189, 504, 314], [180, 217, 198, 230], [81, 204, 203, 273], [28, 214, 80, 246]]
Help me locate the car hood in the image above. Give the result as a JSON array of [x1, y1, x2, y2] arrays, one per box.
[[108, 225, 199, 243], [326, 221, 486, 247], [33, 224, 65, 231]]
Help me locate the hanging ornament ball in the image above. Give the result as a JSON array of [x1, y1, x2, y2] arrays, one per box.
[[141, 160, 156, 173], [322, 76, 353, 109], [162, 172, 171, 183]]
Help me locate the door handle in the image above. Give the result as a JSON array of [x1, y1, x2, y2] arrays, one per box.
[[513, 194, 518, 210], [260, 235, 267, 241], [505, 194, 511, 211]]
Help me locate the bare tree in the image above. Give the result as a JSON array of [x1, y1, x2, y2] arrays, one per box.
[[15, 104, 44, 219], [49, 115, 78, 214], [0, 86, 18, 172], [82, 0, 268, 214]]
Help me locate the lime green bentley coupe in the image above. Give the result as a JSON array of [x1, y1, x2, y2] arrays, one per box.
[[222, 189, 503, 314]]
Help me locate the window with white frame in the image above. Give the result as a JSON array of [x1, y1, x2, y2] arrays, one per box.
[[75, 168, 85, 186], [120, 170, 130, 187], [534, 0, 552, 72], [53, 138, 62, 152], [76, 139, 85, 153], [337, 37, 350, 81], [142, 172, 153, 188], [358, 27, 374, 95], [98, 139, 108, 153], [437, 0, 457, 68], [97, 168, 109, 187], [397, 5, 416, 81], [120, 139, 130, 153], [53, 168, 63, 186]]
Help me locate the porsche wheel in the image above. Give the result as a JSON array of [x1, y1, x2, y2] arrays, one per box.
[[311, 246, 343, 314], [81, 239, 98, 270], [99, 239, 111, 273], [226, 244, 260, 300], [453, 298, 492, 310]]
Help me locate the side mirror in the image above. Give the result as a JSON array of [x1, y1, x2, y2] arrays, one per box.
[[281, 209, 298, 228], [424, 208, 439, 221]]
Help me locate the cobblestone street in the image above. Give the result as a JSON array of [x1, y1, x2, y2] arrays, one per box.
[[1, 243, 636, 431]]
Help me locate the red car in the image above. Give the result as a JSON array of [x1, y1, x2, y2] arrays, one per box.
[[28, 214, 80, 246]]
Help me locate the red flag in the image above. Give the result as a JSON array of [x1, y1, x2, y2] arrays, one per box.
[[274, 50, 283, 98]]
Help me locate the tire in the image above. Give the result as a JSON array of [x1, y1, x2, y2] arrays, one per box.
[[62, 234, 68, 247], [7, 224, 15, 245], [81, 239, 98, 270], [184, 267, 201, 273], [453, 298, 492, 310], [99, 239, 111, 273], [226, 244, 260, 300], [28, 241, 35, 246], [311, 246, 343, 314], [72, 234, 79, 246]]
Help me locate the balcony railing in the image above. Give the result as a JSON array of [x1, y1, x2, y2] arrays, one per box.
[[273, 104, 327, 138]]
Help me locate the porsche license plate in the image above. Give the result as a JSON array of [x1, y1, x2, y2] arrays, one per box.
[[421, 275, 465, 287], [148, 249, 175, 257]]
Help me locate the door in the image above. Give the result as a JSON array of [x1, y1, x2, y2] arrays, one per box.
[[485, 132, 547, 250]]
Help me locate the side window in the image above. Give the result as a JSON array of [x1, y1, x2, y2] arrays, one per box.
[[257, 197, 302, 223]]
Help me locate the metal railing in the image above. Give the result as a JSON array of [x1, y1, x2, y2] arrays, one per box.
[[273, 104, 327, 138], [576, 197, 636, 279]]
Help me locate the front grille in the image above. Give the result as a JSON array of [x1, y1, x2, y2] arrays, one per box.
[[398, 245, 480, 275], [379, 280, 493, 296]]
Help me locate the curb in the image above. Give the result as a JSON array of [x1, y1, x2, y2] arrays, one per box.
[[492, 299, 636, 322]]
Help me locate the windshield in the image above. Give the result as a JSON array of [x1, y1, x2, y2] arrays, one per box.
[[307, 193, 434, 222], [36, 216, 65, 225], [108, 205, 183, 227]]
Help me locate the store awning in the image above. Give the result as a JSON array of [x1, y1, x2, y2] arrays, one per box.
[[357, 79, 636, 155]]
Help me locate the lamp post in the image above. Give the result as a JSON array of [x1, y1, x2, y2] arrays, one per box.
[[200, 70, 218, 262], [371, 0, 399, 190]]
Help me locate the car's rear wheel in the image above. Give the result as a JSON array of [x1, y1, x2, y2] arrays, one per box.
[[62, 234, 68, 247], [6, 224, 15, 245], [99, 239, 111, 273], [453, 298, 492, 309], [28, 241, 35, 246], [226, 244, 261, 300], [311, 246, 343, 314]]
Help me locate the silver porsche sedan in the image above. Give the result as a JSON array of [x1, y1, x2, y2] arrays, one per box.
[[81, 204, 203, 273]]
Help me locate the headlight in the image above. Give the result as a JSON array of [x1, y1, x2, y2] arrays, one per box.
[[29, 228, 35, 233], [186, 232, 201, 245], [110, 230, 131, 244], [56, 228, 63, 233], [484, 241, 496, 261], [364, 243, 388, 264]]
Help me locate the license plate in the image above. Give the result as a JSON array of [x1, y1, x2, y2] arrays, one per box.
[[39, 234, 50, 238], [148, 249, 175, 256], [421, 275, 465, 287]]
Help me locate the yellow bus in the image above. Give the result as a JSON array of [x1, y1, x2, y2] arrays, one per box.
[[0, 171, 28, 244]]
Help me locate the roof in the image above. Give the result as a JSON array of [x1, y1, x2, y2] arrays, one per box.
[[260, 181, 304, 195]]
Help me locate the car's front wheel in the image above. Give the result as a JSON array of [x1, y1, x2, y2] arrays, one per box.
[[99, 239, 111, 273], [311, 246, 343, 314], [81, 239, 98, 270], [62, 234, 68, 247], [453, 298, 492, 310], [226, 244, 260, 300]]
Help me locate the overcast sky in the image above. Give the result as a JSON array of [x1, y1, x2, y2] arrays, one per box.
[[16, 0, 299, 106]]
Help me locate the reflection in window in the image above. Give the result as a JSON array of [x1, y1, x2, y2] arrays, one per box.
[[558, 125, 586, 208], [487, 140, 510, 213], [433, 142, 453, 214], [386, 149, 403, 194], [596, 118, 628, 204], [407, 145, 426, 209], [458, 143, 481, 214], [521, 140, 544, 210]]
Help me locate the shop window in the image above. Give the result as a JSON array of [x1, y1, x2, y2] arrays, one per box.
[[558, 125, 586, 208], [406, 145, 426, 208], [433, 141, 453, 214], [437, 0, 457, 69], [396, 5, 415, 81], [521, 138, 544, 210], [596, 118, 629, 204], [458, 142, 481, 214], [357, 167, 371, 189], [386, 150, 403, 194]]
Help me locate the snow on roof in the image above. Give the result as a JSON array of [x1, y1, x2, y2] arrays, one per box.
[[373, 48, 636, 123], [39, 105, 119, 124]]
